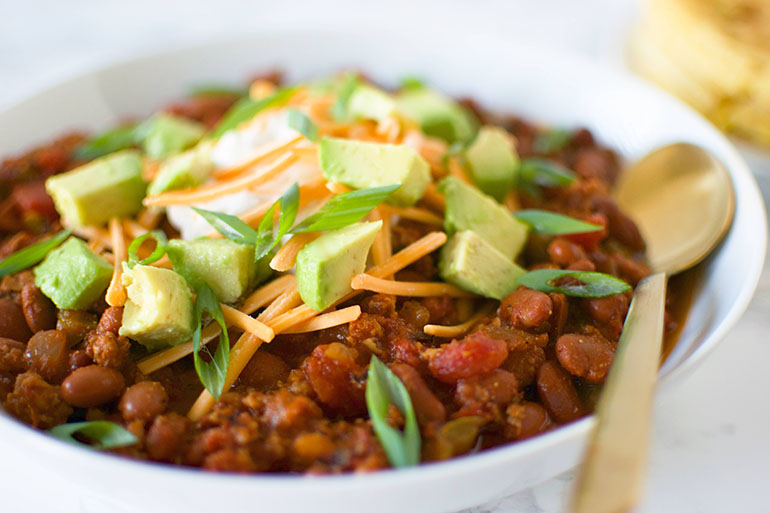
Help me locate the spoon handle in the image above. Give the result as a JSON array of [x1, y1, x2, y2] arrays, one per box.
[[571, 272, 667, 513]]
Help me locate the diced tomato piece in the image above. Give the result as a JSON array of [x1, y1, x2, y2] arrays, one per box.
[[427, 331, 508, 384], [564, 213, 607, 251]]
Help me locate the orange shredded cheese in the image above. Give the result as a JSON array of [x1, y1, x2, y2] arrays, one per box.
[[240, 275, 296, 315], [105, 218, 127, 307], [380, 205, 444, 226], [325, 181, 351, 195], [144, 153, 299, 207], [422, 182, 446, 212], [72, 225, 112, 250], [424, 301, 496, 338], [269, 233, 318, 272], [282, 305, 361, 334], [350, 274, 476, 298], [448, 155, 471, 183], [221, 304, 275, 342]]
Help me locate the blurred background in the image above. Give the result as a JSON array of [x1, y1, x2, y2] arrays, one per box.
[[1, 0, 768, 512]]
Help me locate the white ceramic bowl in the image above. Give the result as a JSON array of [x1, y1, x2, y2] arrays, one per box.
[[0, 30, 766, 513]]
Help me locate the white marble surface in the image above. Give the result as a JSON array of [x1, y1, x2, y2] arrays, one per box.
[[1, 1, 769, 512]]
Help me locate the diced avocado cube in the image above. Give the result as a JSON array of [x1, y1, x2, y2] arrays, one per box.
[[45, 150, 146, 227], [319, 137, 429, 207], [34, 237, 113, 310], [439, 231, 526, 300], [119, 264, 195, 350], [396, 88, 477, 143], [147, 142, 215, 195], [139, 114, 206, 159], [296, 221, 382, 311], [166, 238, 258, 304], [465, 126, 519, 201], [439, 176, 529, 260], [348, 84, 398, 123]]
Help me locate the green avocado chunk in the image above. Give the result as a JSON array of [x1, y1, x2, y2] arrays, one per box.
[[396, 88, 477, 143], [319, 137, 429, 207], [45, 149, 146, 227], [34, 237, 113, 310], [119, 264, 195, 350], [439, 176, 529, 260], [296, 221, 382, 311], [348, 84, 398, 123], [139, 114, 206, 159], [439, 231, 526, 300], [147, 142, 215, 195], [464, 126, 519, 201], [166, 238, 259, 304]]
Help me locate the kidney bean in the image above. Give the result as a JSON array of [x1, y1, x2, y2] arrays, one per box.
[[567, 258, 596, 272], [547, 238, 587, 267], [499, 288, 553, 330], [391, 363, 446, 424], [549, 293, 568, 340], [611, 252, 650, 286], [427, 331, 508, 384], [0, 297, 32, 342], [239, 351, 289, 390], [146, 414, 188, 462], [506, 402, 551, 440], [503, 344, 546, 388], [20, 284, 57, 333], [592, 196, 644, 251], [68, 349, 93, 372], [582, 293, 630, 341], [119, 381, 168, 422], [56, 310, 97, 346], [24, 330, 69, 383], [536, 361, 585, 424], [421, 295, 457, 325], [61, 365, 125, 407], [556, 333, 615, 384]]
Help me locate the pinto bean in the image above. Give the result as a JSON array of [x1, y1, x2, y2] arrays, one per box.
[[506, 402, 551, 440], [24, 330, 69, 383], [592, 196, 644, 251], [61, 365, 125, 407], [0, 338, 27, 373], [549, 293, 568, 340], [426, 331, 508, 384], [119, 381, 168, 422], [582, 293, 630, 341], [391, 363, 446, 424], [556, 333, 615, 384], [547, 238, 587, 267], [499, 288, 553, 330], [239, 351, 289, 390], [0, 297, 32, 342], [536, 361, 585, 424], [20, 284, 56, 333]]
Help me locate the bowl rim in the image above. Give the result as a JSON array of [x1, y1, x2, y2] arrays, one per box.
[[0, 28, 766, 489]]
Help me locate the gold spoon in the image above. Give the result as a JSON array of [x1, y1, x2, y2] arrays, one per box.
[[571, 143, 735, 513]]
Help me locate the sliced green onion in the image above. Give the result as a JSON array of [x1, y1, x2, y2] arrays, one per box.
[[533, 128, 571, 154], [210, 87, 299, 139], [399, 76, 425, 90], [515, 269, 631, 298], [365, 355, 421, 468], [291, 185, 400, 234], [126, 230, 168, 269], [49, 421, 137, 450], [254, 183, 300, 261], [514, 209, 603, 236], [331, 74, 359, 121], [519, 158, 576, 188], [287, 109, 319, 142], [192, 282, 230, 399], [0, 229, 72, 278], [74, 125, 141, 160], [191, 207, 259, 245]]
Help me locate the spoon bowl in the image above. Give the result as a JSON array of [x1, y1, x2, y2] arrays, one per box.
[[614, 143, 735, 274]]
